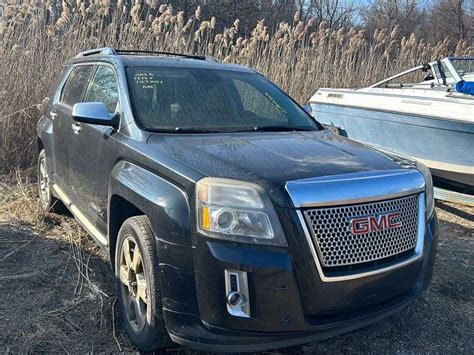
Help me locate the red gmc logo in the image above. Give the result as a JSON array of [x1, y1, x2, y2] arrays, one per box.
[[351, 212, 402, 235]]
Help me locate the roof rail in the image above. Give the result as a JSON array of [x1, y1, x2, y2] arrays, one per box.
[[75, 47, 117, 58], [115, 49, 208, 60], [74, 47, 220, 62]]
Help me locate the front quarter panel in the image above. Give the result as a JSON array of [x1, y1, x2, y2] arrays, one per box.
[[108, 161, 199, 316], [109, 161, 192, 245]]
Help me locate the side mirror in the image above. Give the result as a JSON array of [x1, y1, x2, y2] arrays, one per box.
[[72, 102, 119, 129]]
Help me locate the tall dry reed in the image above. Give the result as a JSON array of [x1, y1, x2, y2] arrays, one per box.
[[0, 2, 472, 173]]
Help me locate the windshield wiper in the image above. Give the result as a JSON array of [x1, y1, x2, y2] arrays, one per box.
[[147, 126, 316, 133], [174, 127, 225, 133], [234, 126, 315, 132], [147, 127, 224, 133]]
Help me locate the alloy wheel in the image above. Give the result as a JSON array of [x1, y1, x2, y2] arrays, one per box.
[[38, 157, 50, 206], [119, 237, 148, 333]]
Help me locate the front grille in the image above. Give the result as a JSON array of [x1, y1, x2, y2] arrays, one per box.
[[303, 195, 419, 268]]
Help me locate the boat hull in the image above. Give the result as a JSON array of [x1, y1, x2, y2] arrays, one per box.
[[311, 103, 474, 192]]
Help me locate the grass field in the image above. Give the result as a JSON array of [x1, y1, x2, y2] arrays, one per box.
[[1, 3, 472, 172]]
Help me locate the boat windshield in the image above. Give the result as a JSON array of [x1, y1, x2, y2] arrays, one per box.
[[370, 57, 474, 89], [451, 58, 474, 81]]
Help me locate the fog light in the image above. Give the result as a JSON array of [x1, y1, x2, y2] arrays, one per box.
[[224, 270, 250, 318], [226, 291, 244, 306]]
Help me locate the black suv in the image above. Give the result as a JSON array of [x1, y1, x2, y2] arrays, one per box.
[[37, 47, 438, 352]]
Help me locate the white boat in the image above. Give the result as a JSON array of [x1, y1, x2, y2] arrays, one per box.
[[309, 57, 474, 194]]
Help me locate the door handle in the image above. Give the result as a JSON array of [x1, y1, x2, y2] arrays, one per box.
[[50, 112, 57, 120], [71, 122, 82, 134]]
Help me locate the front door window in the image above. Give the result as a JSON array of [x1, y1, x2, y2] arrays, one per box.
[[85, 66, 119, 113]]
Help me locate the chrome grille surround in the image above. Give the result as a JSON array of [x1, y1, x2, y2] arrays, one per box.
[[286, 169, 426, 282], [303, 195, 419, 268]]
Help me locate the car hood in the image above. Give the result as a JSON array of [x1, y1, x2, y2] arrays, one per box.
[[146, 130, 402, 207]]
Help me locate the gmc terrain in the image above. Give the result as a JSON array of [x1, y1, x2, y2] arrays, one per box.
[[36, 47, 438, 352]]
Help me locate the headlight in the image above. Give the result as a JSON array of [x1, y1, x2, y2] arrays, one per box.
[[415, 161, 435, 217], [196, 178, 287, 246]]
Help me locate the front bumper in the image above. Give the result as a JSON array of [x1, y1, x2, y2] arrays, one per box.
[[165, 289, 414, 352], [159, 212, 438, 352]]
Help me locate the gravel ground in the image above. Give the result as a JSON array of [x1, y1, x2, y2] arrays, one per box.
[[0, 185, 472, 354]]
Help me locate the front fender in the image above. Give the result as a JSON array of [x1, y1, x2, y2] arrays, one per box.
[[109, 161, 192, 245], [108, 161, 198, 316]]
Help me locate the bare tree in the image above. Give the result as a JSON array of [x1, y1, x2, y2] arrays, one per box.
[[470, 0, 474, 41], [138, 0, 472, 45], [174, 0, 201, 22], [308, 0, 360, 27], [295, 0, 313, 20], [363, 0, 425, 39], [261, 0, 297, 29], [200, 0, 262, 35], [428, 0, 473, 41], [200, 0, 297, 34]]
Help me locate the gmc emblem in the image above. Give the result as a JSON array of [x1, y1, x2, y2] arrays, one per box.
[[351, 212, 402, 235]]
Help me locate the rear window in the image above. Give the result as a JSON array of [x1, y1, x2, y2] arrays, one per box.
[[126, 66, 319, 133], [61, 65, 95, 107]]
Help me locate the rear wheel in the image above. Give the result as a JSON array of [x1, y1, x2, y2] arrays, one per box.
[[37, 149, 61, 212], [115, 216, 173, 351]]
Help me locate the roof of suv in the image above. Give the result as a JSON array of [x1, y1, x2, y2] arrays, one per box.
[[70, 48, 254, 73], [120, 55, 254, 72]]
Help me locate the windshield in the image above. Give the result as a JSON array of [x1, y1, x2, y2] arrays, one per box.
[[451, 58, 474, 81], [126, 66, 320, 132]]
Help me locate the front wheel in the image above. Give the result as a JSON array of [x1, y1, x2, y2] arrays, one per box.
[[115, 216, 173, 351]]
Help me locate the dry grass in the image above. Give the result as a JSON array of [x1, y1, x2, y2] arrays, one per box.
[[0, 2, 472, 173], [0, 172, 132, 352], [0, 170, 98, 290]]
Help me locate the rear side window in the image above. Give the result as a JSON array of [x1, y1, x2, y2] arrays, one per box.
[[84, 66, 119, 113], [61, 65, 94, 107]]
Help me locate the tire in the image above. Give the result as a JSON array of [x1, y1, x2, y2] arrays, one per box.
[[37, 149, 62, 212], [115, 215, 173, 351]]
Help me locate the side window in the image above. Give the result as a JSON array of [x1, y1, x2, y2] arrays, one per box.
[[61, 65, 95, 107], [233, 79, 288, 123], [85, 66, 119, 113]]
